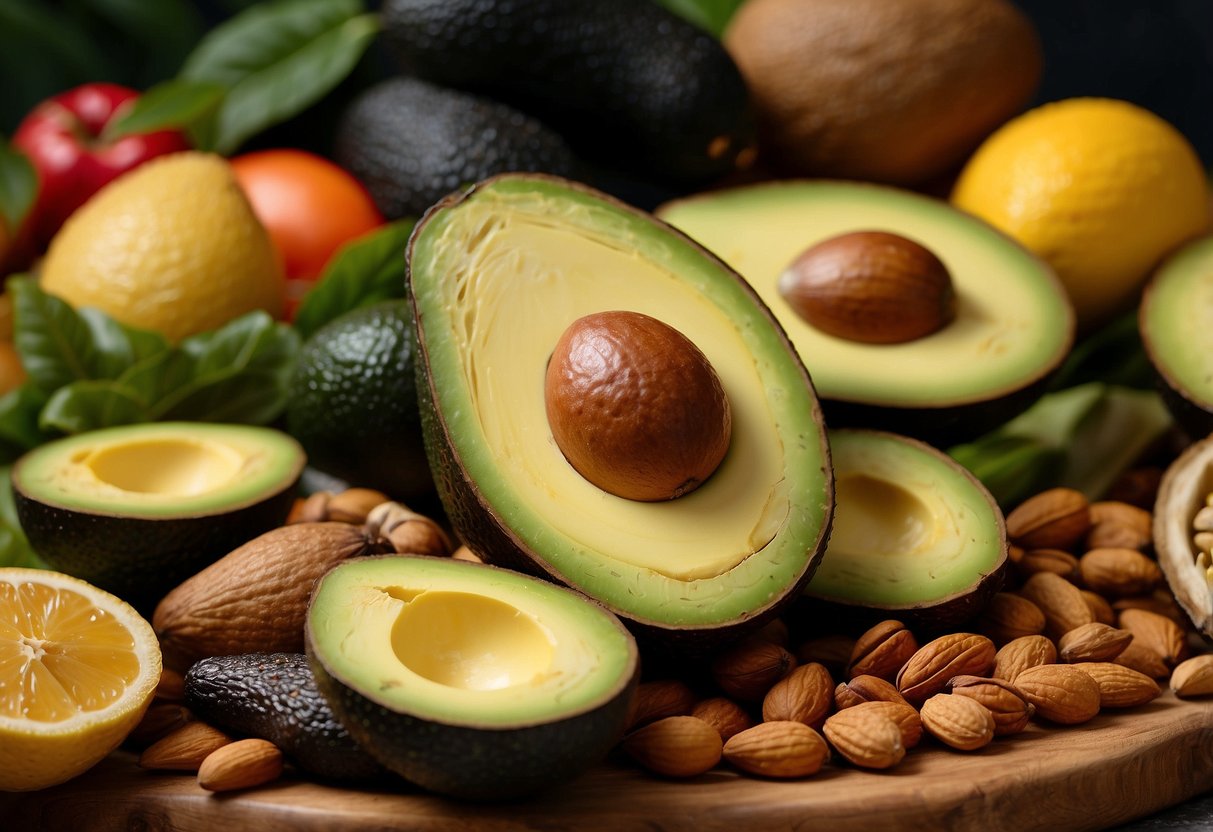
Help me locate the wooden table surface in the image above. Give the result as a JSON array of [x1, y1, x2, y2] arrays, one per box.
[[6, 690, 1213, 832]]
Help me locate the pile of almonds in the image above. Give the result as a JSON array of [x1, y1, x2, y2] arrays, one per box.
[[616, 483, 1213, 780]]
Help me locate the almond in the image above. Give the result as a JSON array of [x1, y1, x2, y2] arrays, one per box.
[[978, 592, 1047, 644], [127, 703, 193, 747], [896, 632, 996, 706], [1079, 548, 1163, 598], [364, 500, 453, 556], [1170, 654, 1213, 698], [755, 617, 790, 647], [1018, 571, 1094, 639], [794, 634, 855, 677], [992, 634, 1058, 682], [1081, 590, 1116, 626], [822, 704, 906, 769], [620, 716, 723, 778], [1103, 468, 1163, 510], [1073, 662, 1162, 708], [1085, 501, 1153, 552], [155, 668, 186, 702], [1113, 639, 1171, 680], [722, 721, 829, 778], [691, 697, 755, 742], [712, 638, 796, 702], [834, 674, 909, 710], [1005, 487, 1090, 551], [762, 662, 834, 728], [1014, 664, 1101, 724], [197, 738, 284, 792], [946, 675, 1034, 735], [850, 699, 924, 750], [920, 693, 995, 751], [139, 721, 233, 771], [1057, 622, 1133, 663], [847, 619, 918, 680], [1017, 548, 1080, 581], [1118, 608, 1188, 665], [326, 487, 391, 524], [1113, 592, 1189, 628], [627, 679, 698, 730]]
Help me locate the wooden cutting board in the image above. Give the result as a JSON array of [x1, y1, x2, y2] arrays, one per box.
[[6, 690, 1213, 832]]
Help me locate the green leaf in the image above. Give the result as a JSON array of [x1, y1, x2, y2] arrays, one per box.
[[40, 380, 151, 435], [653, 0, 747, 36], [293, 219, 417, 340], [102, 79, 227, 150], [0, 466, 45, 569], [0, 140, 37, 233], [0, 382, 52, 460], [181, 0, 380, 155]]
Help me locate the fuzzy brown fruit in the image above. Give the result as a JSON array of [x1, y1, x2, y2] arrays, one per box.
[[544, 310, 732, 502], [778, 231, 955, 344]]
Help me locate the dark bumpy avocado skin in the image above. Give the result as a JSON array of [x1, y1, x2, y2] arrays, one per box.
[[185, 654, 385, 783], [287, 301, 433, 501], [379, 0, 754, 184], [333, 77, 580, 221]]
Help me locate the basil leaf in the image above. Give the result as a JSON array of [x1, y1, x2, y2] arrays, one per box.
[[40, 380, 151, 435], [293, 219, 417, 340], [181, 0, 380, 155], [102, 79, 227, 150], [154, 312, 301, 424], [654, 0, 747, 36], [0, 141, 37, 233]]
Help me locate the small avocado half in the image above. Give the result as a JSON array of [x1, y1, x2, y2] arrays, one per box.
[[657, 181, 1075, 444], [407, 174, 834, 647], [12, 422, 305, 610], [1139, 235, 1213, 439], [305, 554, 639, 800], [799, 429, 1007, 632]]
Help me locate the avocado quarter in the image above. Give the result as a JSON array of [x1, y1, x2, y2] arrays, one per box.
[[12, 422, 304, 612], [305, 555, 639, 800], [407, 173, 834, 648]]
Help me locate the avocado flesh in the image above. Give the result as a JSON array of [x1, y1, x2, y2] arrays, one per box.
[[306, 555, 639, 799], [804, 429, 1006, 624], [409, 175, 832, 632], [657, 181, 1072, 423], [1140, 235, 1213, 437]]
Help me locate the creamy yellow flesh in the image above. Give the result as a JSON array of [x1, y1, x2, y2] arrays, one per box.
[[806, 431, 1002, 605], [1142, 236, 1213, 402], [425, 199, 788, 581], [659, 182, 1071, 407], [310, 559, 632, 725]]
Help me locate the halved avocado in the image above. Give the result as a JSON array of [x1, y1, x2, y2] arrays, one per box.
[[1153, 433, 1213, 637], [12, 422, 304, 610], [407, 174, 834, 647], [305, 554, 639, 800], [657, 181, 1075, 444], [1140, 235, 1213, 439], [798, 429, 1007, 632]]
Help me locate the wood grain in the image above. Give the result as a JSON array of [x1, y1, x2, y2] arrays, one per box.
[[5, 691, 1213, 832]]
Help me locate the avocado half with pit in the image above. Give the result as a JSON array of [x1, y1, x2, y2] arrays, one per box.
[[12, 422, 305, 610], [657, 181, 1075, 444], [798, 428, 1007, 632], [1140, 235, 1213, 439], [407, 174, 834, 647], [1153, 433, 1213, 637], [305, 554, 639, 800]]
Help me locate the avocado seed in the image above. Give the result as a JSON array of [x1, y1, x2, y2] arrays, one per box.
[[778, 230, 956, 344], [545, 311, 732, 502]]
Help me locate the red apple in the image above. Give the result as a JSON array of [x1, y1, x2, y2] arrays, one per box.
[[12, 82, 191, 248]]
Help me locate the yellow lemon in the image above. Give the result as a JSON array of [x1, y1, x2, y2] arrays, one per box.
[[0, 567, 161, 791], [951, 97, 1210, 329], [40, 151, 284, 342]]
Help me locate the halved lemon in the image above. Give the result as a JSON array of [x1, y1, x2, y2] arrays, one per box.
[[0, 568, 161, 791]]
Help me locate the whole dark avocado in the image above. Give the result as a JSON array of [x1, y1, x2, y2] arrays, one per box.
[[332, 76, 580, 220], [378, 0, 755, 185], [184, 653, 385, 783]]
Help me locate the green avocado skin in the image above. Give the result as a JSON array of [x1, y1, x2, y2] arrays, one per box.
[[378, 0, 754, 184], [185, 653, 385, 784], [12, 485, 295, 614], [333, 77, 580, 221], [305, 636, 638, 801]]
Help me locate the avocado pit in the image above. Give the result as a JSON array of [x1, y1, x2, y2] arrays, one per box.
[[544, 310, 732, 502]]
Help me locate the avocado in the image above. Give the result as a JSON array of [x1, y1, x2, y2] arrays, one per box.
[[305, 555, 639, 800], [184, 653, 385, 783], [12, 422, 304, 611], [332, 76, 581, 221], [798, 429, 1007, 633], [1139, 235, 1213, 439], [657, 180, 1075, 444], [378, 0, 754, 185], [1153, 432, 1213, 638], [286, 300, 433, 502], [407, 174, 833, 647]]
